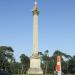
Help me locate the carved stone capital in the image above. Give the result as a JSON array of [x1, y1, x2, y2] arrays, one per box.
[[32, 8, 39, 15]]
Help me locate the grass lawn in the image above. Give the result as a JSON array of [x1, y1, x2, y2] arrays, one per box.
[[13, 74, 75, 75]]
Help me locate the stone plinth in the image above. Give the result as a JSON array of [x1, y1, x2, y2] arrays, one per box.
[[28, 56, 43, 74], [28, 68, 43, 74]]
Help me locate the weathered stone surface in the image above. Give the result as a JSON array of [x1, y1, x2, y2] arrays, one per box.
[[28, 68, 43, 74], [28, 57, 43, 74]]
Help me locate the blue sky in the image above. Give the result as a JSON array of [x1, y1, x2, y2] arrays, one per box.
[[0, 0, 75, 61]]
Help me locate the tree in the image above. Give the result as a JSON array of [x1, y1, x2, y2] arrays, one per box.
[[20, 54, 30, 74], [12, 62, 22, 74], [68, 55, 75, 74], [0, 46, 14, 72], [39, 50, 50, 74], [39, 50, 73, 74], [53, 50, 71, 59], [52, 50, 72, 74]]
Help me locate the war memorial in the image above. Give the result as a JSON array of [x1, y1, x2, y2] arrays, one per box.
[[28, 0, 43, 74], [0, 0, 74, 75]]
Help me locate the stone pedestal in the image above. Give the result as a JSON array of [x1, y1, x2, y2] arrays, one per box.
[[28, 56, 43, 74]]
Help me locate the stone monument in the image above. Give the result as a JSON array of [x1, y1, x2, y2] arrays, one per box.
[[28, 0, 43, 74]]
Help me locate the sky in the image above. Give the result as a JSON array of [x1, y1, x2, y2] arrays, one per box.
[[0, 0, 75, 61]]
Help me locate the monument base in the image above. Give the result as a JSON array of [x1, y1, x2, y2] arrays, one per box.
[[28, 55, 43, 74], [28, 68, 43, 74]]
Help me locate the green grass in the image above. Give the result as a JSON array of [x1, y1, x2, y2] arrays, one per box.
[[13, 74, 75, 75]]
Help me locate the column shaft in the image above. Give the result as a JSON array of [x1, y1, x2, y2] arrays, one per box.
[[33, 14, 38, 55]]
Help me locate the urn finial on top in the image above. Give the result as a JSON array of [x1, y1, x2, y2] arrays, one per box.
[[32, 0, 39, 15]]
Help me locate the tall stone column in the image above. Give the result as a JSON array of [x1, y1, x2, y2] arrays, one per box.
[[32, 0, 39, 57], [28, 0, 43, 74]]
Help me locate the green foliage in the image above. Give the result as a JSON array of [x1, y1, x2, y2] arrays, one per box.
[[0, 46, 14, 71], [39, 50, 75, 74], [68, 56, 75, 74], [20, 54, 30, 74], [0, 46, 75, 74]]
